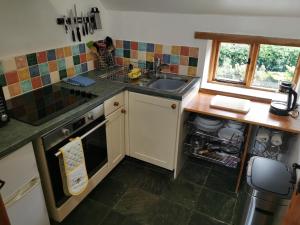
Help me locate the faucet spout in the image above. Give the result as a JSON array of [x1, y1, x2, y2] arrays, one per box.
[[154, 58, 168, 76]]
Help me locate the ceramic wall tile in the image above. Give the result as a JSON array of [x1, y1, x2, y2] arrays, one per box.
[[31, 76, 42, 89], [37, 51, 47, 64], [57, 58, 66, 71], [64, 47, 72, 57], [48, 61, 58, 72], [5, 71, 19, 85], [17, 68, 30, 81], [39, 63, 49, 76], [15, 56, 28, 69], [67, 67, 76, 77], [72, 45, 80, 56], [65, 57, 74, 68], [114, 40, 199, 76], [8, 83, 21, 97], [20, 80, 32, 93], [56, 48, 64, 59], [41, 74, 51, 86], [2, 58, 17, 72], [29, 65, 40, 77], [0, 74, 6, 87], [47, 49, 56, 61], [27, 53, 38, 66]]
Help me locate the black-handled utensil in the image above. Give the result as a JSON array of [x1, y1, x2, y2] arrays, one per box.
[[85, 15, 89, 35], [74, 4, 81, 41], [70, 10, 76, 42], [81, 12, 85, 36]]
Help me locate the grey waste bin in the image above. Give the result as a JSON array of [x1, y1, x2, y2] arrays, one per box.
[[240, 156, 293, 225]]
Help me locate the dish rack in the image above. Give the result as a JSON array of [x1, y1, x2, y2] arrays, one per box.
[[184, 119, 246, 169]]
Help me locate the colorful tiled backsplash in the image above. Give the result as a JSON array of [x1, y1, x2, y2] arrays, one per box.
[[114, 40, 199, 76], [0, 43, 95, 99]]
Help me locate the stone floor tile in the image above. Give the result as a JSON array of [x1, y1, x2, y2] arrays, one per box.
[[195, 188, 236, 224]]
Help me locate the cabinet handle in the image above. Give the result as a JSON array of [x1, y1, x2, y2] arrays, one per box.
[[171, 104, 176, 109], [121, 109, 126, 114], [114, 102, 119, 107], [4, 177, 39, 207]]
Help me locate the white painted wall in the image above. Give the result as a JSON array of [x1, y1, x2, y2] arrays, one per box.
[[107, 10, 300, 47], [107, 10, 300, 80], [0, 0, 109, 59]]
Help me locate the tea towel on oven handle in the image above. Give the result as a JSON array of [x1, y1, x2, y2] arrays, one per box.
[[58, 137, 88, 196]]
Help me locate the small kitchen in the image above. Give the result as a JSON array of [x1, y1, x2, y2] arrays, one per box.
[[1, 1, 300, 225]]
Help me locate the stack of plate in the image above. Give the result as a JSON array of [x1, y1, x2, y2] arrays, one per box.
[[218, 127, 244, 144], [193, 116, 223, 132], [225, 120, 244, 130]]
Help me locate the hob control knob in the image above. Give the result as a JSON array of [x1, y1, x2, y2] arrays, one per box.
[[87, 113, 94, 120], [61, 128, 71, 136]]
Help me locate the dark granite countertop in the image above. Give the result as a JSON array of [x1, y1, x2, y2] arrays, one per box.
[[0, 69, 200, 159]]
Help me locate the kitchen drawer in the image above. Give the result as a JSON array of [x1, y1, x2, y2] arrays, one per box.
[[104, 92, 124, 116], [0, 142, 39, 201]]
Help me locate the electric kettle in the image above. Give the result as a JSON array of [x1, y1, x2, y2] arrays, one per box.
[[269, 81, 298, 116]]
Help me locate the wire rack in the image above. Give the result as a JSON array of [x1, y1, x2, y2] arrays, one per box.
[[184, 119, 246, 169]]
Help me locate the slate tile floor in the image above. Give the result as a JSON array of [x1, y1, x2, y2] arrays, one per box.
[[51, 157, 247, 225]]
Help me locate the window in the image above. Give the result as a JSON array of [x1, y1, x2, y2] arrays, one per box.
[[215, 43, 250, 84], [209, 39, 300, 91]]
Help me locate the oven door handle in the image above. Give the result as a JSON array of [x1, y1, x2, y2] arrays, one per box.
[[80, 119, 109, 139], [55, 119, 109, 157]]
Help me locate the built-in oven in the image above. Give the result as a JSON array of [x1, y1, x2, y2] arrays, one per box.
[[33, 104, 108, 221]]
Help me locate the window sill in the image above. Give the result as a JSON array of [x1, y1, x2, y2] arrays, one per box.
[[200, 82, 287, 103]]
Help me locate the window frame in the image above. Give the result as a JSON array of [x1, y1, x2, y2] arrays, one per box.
[[208, 39, 300, 91]]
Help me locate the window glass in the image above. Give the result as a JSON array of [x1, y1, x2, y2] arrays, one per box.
[[252, 44, 300, 89], [215, 43, 250, 83]]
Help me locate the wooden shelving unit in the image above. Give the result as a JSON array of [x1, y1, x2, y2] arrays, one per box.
[[184, 92, 300, 192]]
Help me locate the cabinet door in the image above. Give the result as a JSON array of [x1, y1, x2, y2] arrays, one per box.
[[129, 92, 179, 170], [106, 107, 125, 170]]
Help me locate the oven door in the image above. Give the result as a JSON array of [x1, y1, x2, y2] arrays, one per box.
[[44, 116, 108, 207]]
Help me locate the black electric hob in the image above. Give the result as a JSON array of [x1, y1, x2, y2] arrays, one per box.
[[6, 85, 96, 126]]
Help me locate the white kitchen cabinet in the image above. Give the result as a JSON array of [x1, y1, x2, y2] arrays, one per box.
[[106, 107, 126, 171], [0, 143, 50, 225], [128, 92, 180, 170]]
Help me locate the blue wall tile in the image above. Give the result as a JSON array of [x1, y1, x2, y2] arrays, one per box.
[[147, 43, 154, 52], [163, 54, 170, 64], [123, 41, 131, 50], [47, 49, 56, 61], [41, 74, 51, 86], [81, 63, 88, 72], [79, 44, 86, 54], [29, 65, 40, 77]]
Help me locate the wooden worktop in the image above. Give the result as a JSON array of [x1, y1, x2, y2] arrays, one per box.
[[185, 92, 300, 133]]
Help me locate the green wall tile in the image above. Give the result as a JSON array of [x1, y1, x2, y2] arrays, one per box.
[[75, 64, 82, 74], [57, 58, 66, 70], [39, 63, 49, 75], [26, 53, 38, 66], [59, 69, 67, 79], [189, 57, 198, 67], [73, 55, 80, 65], [0, 74, 6, 86], [20, 80, 32, 93]]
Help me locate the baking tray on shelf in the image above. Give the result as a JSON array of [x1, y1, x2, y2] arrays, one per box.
[[184, 143, 240, 168]]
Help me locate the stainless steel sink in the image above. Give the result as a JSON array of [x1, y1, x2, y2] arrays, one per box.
[[147, 78, 188, 92]]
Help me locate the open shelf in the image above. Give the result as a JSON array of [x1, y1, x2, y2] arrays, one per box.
[[184, 143, 240, 168]]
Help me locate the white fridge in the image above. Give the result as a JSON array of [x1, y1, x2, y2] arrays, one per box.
[[0, 143, 50, 225]]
